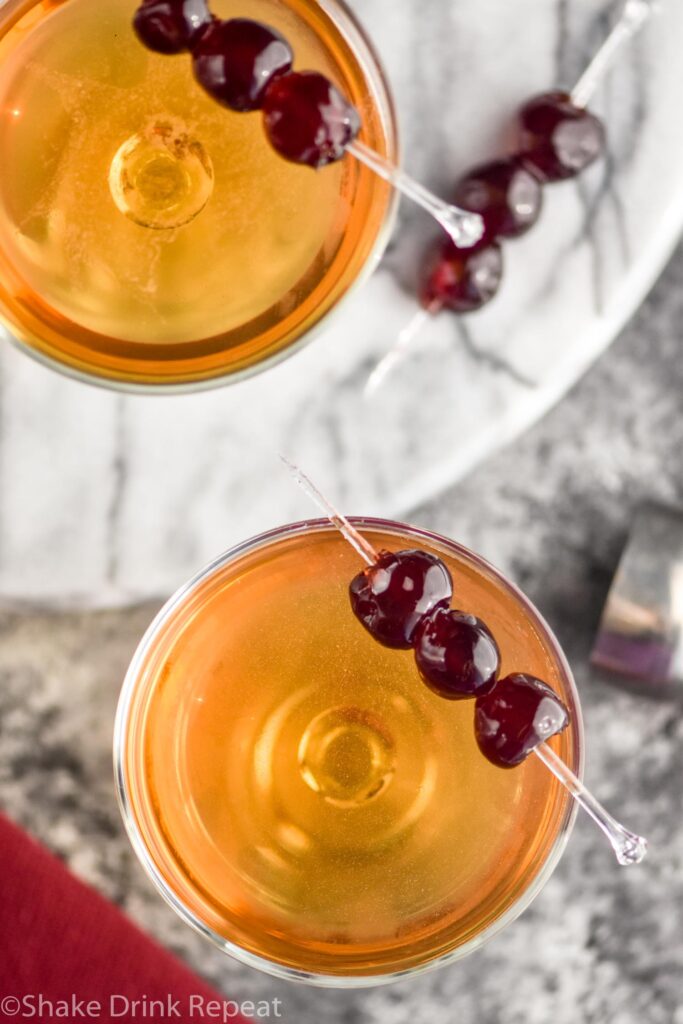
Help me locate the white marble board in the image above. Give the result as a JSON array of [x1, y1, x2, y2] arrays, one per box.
[[1, 0, 682, 607]]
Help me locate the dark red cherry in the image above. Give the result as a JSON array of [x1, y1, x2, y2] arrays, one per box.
[[349, 550, 453, 650], [263, 71, 360, 168], [453, 157, 543, 244], [420, 238, 503, 313], [414, 608, 500, 700], [133, 0, 212, 55], [192, 19, 293, 112], [519, 91, 606, 183], [475, 673, 570, 768]]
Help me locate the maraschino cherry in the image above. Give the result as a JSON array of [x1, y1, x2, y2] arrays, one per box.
[[520, 92, 606, 183], [263, 72, 360, 168], [349, 549, 453, 649], [415, 608, 500, 700], [421, 238, 503, 313], [453, 157, 543, 244], [133, 0, 212, 54], [192, 18, 292, 111], [475, 673, 570, 767]]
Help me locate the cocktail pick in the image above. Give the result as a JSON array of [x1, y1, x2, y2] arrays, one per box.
[[280, 456, 648, 866], [131, 1, 484, 249], [571, 0, 659, 108], [365, 0, 660, 396], [365, 303, 438, 397], [346, 140, 484, 249]]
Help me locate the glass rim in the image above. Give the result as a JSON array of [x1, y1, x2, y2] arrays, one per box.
[[114, 516, 585, 988], [0, 0, 399, 394]]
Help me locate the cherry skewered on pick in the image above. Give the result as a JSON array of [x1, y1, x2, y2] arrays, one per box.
[[421, 238, 503, 313], [520, 91, 607, 183], [475, 673, 570, 768], [192, 18, 293, 112], [349, 549, 453, 649], [453, 157, 543, 245], [373, 75, 611, 366], [360, 84, 609, 389], [133, 0, 213, 54], [263, 71, 360, 169], [415, 608, 500, 700], [417, 93, 606, 319]]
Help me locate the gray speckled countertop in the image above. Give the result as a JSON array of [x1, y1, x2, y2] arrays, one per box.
[[1, 246, 683, 1023]]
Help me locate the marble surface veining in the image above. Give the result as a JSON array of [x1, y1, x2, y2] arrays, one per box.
[[1, 242, 682, 1023], [1, 0, 682, 605]]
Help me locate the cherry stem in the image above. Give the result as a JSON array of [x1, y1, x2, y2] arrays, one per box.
[[347, 139, 484, 249], [281, 457, 649, 866], [571, 0, 657, 108], [364, 302, 441, 397], [534, 742, 648, 865]]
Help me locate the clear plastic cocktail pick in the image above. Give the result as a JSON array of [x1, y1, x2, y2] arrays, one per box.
[[346, 140, 485, 249], [280, 455, 649, 866], [280, 455, 379, 566], [364, 0, 660, 397], [365, 303, 439, 397], [533, 742, 647, 865], [571, 0, 659, 109]]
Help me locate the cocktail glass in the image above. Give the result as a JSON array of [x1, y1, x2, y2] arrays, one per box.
[[0, 0, 397, 390], [114, 517, 582, 986]]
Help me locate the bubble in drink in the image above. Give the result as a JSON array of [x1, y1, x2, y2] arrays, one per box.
[[109, 119, 214, 230]]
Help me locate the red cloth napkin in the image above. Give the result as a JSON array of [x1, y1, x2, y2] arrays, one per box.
[[0, 813, 250, 1024]]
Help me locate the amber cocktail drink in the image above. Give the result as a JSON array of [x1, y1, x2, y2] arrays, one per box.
[[115, 518, 582, 984], [0, 0, 395, 388]]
